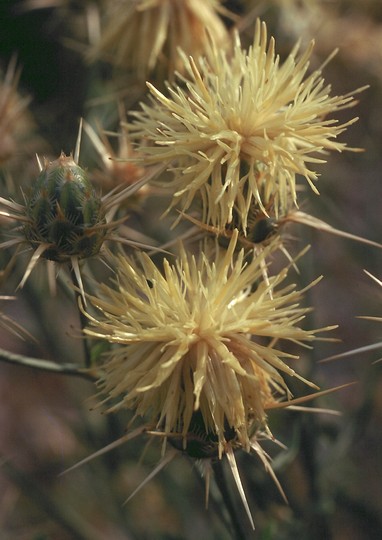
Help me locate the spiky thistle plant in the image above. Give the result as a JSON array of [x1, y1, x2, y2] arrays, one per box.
[[23, 153, 107, 263], [0, 153, 107, 296], [88, 0, 230, 80], [0, 123, 159, 297], [79, 230, 338, 526], [127, 19, 363, 233]]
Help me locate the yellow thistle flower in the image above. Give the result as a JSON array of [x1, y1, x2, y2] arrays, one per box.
[[83, 230, 330, 457], [128, 19, 361, 231], [88, 0, 229, 80]]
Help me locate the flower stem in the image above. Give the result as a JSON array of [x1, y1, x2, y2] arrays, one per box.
[[212, 459, 249, 540], [0, 347, 98, 381], [70, 266, 92, 368]]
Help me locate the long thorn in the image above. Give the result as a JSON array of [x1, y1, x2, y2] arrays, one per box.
[[123, 449, 177, 504], [226, 445, 255, 530], [60, 427, 146, 476]]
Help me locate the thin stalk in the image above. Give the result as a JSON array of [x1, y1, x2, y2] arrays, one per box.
[[70, 266, 92, 368], [0, 347, 98, 381], [212, 459, 250, 540]]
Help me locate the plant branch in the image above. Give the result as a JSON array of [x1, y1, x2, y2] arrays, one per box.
[[0, 347, 99, 381]]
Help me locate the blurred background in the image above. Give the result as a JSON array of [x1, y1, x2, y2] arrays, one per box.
[[0, 1, 382, 538]]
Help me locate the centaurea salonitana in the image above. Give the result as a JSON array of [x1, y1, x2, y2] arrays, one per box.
[[0, 124, 159, 297], [83, 231, 332, 459], [128, 19, 362, 232], [89, 0, 229, 80]]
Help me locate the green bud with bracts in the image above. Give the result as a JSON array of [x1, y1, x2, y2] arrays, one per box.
[[24, 153, 107, 263]]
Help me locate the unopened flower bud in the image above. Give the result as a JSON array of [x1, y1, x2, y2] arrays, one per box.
[[24, 153, 107, 263]]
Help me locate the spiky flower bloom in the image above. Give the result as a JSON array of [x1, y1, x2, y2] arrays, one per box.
[[88, 0, 229, 80], [84, 231, 329, 456], [128, 19, 360, 231]]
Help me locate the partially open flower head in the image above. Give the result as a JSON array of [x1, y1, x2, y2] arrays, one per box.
[[84, 231, 329, 457], [89, 0, 229, 80], [129, 19, 361, 232]]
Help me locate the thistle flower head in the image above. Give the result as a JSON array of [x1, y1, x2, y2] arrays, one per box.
[[89, 0, 229, 80], [128, 20, 360, 231], [84, 231, 327, 456]]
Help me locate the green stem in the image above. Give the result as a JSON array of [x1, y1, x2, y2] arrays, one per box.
[[70, 266, 92, 369], [0, 347, 98, 381]]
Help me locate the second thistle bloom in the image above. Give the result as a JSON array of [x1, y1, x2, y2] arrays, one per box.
[[84, 232, 327, 456], [89, 0, 229, 80], [129, 20, 360, 231]]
